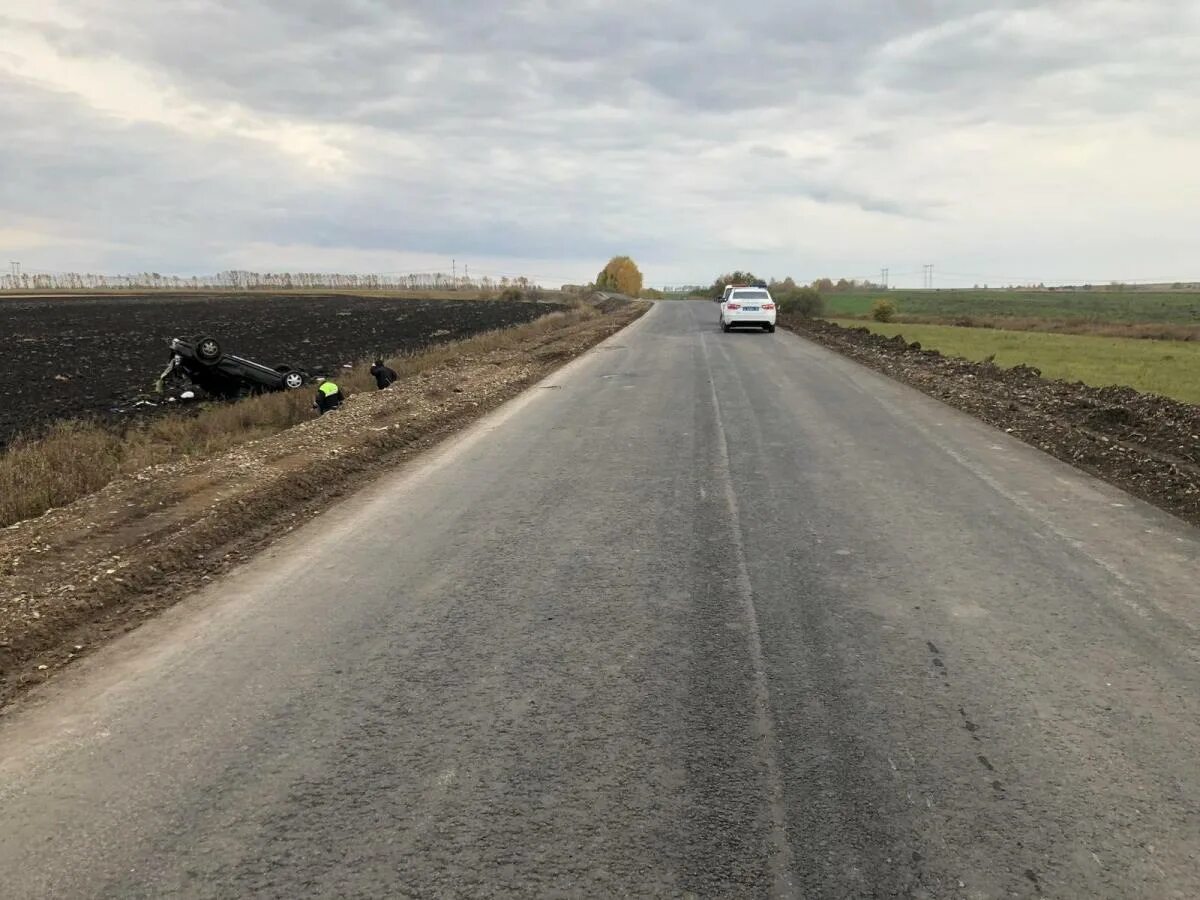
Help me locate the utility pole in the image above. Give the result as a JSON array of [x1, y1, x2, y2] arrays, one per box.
[[881, 267, 889, 289], [452, 259, 457, 284], [9, 261, 19, 279], [922, 264, 935, 289]]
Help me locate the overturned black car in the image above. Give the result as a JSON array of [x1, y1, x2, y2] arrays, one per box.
[[157, 335, 309, 399]]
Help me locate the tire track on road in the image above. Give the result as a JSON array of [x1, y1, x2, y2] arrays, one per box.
[[698, 328, 798, 899]]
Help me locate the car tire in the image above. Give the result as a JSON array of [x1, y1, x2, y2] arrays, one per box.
[[765, 324, 776, 333], [278, 368, 305, 390], [194, 335, 222, 365], [722, 321, 731, 333]]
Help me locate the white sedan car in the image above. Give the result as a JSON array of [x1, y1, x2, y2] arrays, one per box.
[[720, 287, 776, 333]]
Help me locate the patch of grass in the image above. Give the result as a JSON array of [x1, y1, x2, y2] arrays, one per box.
[[831, 319, 1200, 405], [822, 290, 1200, 325], [873, 315, 1200, 342], [0, 304, 601, 528], [0, 424, 127, 526]]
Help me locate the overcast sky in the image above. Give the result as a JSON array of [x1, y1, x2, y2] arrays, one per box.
[[3, 0, 1198, 288]]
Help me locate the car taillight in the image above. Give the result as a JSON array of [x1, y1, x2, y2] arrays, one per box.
[[763, 303, 775, 310], [726, 303, 741, 310]]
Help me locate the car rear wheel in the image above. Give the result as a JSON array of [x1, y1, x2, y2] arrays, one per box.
[[195, 335, 222, 365], [765, 324, 775, 333], [722, 321, 731, 332], [275, 366, 305, 390]]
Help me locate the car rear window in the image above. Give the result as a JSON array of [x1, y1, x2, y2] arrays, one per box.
[[731, 290, 770, 299]]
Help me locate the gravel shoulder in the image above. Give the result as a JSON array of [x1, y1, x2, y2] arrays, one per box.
[[0, 301, 647, 708], [781, 316, 1200, 529]]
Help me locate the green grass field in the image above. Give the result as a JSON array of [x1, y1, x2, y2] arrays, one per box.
[[831, 319, 1200, 405], [823, 290, 1200, 324]]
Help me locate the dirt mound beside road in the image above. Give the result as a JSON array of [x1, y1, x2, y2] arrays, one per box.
[[783, 317, 1200, 528]]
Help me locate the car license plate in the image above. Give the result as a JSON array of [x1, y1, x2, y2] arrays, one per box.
[[743, 306, 759, 312]]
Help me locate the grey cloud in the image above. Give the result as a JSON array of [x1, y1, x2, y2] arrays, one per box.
[[0, 72, 673, 269], [749, 145, 789, 159], [2, 1, 1198, 283], [31, 1, 1184, 129]]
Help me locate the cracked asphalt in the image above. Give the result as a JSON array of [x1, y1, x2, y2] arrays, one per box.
[[1, 301, 1198, 898]]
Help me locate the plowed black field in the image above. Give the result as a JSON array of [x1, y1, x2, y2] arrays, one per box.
[[1, 293, 558, 445]]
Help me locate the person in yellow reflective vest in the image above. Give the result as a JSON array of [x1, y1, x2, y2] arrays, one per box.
[[314, 378, 344, 415]]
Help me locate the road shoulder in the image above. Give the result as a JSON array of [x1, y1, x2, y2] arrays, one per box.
[[781, 315, 1200, 530]]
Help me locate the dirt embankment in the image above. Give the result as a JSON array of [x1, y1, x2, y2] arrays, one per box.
[[0, 300, 647, 708], [782, 316, 1200, 527]]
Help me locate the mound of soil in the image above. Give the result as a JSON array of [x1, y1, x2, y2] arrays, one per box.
[[0, 293, 561, 446], [587, 291, 636, 314], [783, 317, 1200, 528]]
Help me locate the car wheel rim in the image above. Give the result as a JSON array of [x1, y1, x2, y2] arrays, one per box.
[[199, 341, 219, 358], [285, 373, 304, 389]]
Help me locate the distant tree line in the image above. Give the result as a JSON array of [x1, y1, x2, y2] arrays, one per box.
[[808, 277, 886, 292], [0, 270, 540, 292], [708, 271, 864, 317], [708, 273, 885, 299]]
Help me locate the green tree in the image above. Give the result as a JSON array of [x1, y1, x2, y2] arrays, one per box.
[[708, 271, 762, 298], [773, 285, 824, 317], [596, 256, 644, 297], [871, 298, 896, 322]]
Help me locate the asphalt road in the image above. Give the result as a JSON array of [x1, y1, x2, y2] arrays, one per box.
[[2, 301, 1198, 899]]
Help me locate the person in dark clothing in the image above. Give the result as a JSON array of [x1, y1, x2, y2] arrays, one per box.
[[370, 358, 398, 389], [314, 379, 344, 414]]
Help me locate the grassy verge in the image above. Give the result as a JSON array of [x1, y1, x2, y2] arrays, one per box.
[[0, 305, 598, 528], [842, 315, 1200, 342], [823, 289, 1200, 324], [830, 319, 1200, 405]]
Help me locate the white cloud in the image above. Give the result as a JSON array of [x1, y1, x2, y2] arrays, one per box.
[[0, 0, 1198, 287], [0, 16, 349, 172]]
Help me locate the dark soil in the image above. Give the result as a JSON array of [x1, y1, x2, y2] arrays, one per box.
[[782, 316, 1200, 528], [0, 293, 560, 446]]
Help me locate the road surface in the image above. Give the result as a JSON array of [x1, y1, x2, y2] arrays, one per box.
[[2, 301, 1198, 898]]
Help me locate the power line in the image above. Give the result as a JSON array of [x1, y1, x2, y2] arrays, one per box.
[[931, 270, 1200, 286]]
